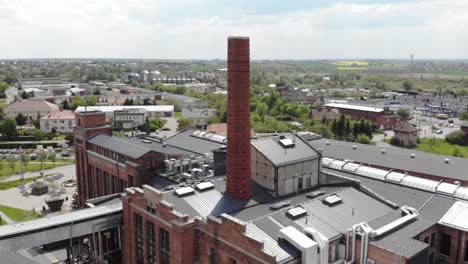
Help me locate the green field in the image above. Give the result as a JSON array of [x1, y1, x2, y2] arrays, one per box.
[[0, 204, 41, 223], [384, 138, 468, 157], [0, 160, 75, 177], [0, 173, 55, 190]]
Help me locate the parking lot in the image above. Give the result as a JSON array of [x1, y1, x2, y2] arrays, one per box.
[[412, 113, 460, 139]]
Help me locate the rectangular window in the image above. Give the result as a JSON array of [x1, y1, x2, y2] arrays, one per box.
[[229, 258, 237, 264], [209, 247, 217, 264], [440, 233, 451, 256], [104, 172, 109, 195], [430, 233, 436, 248], [147, 221, 156, 264], [96, 169, 102, 197], [465, 240, 468, 262], [160, 228, 170, 264], [135, 214, 144, 264]]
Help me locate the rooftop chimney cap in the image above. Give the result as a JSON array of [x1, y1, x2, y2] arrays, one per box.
[[326, 141, 330, 146]]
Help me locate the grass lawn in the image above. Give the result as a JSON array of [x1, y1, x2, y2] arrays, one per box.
[[0, 160, 75, 177], [174, 112, 182, 118], [0, 173, 54, 190], [0, 218, 6, 225], [0, 204, 41, 222], [384, 138, 468, 157]]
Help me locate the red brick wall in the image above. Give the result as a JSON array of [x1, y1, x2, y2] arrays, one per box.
[[352, 238, 407, 264]]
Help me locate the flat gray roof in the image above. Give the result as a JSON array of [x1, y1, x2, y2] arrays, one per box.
[[310, 138, 467, 181], [163, 129, 225, 154]]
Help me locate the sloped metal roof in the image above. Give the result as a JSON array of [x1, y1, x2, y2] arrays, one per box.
[[251, 135, 320, 166]]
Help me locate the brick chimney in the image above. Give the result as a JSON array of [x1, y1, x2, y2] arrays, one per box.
[[226, 36, 252, 200]]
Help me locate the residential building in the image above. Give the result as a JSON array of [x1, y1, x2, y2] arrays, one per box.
[[5, 100, 59, 120], [183, 83, 216, 94], [276, 84, 316, 104], [393, 119, 418, 147], [39, 110, 76, 133], [113, 109, 147, 130], [181, 107, 217, 126]]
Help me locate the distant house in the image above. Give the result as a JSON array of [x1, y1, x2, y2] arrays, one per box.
[[5, 100, 59, 120], [113, 109, 147, 130], [181, 107, 217, 126], [206, 123, 256, 137], [309, 107, 340, 121], [393, 119, 418, 147], [40, 110, 75, 133]]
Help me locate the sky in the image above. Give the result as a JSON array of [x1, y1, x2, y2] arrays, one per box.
[[1, 0, 468, 59]]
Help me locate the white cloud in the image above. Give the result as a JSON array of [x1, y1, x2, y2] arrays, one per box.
[[0, 0, 467, 59]]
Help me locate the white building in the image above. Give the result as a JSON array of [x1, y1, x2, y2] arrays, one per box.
[[75, 105, 174, 119], [113, 109, 147, 130], [184, 83, 216, 94], [5, 100, 59, 120], [181, 107, 217, 126], [40, 110, 76, 133]]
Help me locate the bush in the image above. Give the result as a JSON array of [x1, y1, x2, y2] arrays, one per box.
[[356, 134, 371, 144], [445, 130, 467, 146]]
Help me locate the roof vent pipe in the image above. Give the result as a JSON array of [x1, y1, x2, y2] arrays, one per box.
[[381, 149, 386, 154], [411, 153, 415, 159], [445, 158, 450, 164], [353, 145, 357, 150], [326, 141, 330, 146]]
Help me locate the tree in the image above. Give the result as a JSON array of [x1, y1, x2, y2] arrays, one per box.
[[460, 112, 468, 121], [353, 122, 361, 138], [48, 153, 57, 166], [7, 155, 17, 174], [335, 114, 346, 139], [0, 160, 6, 187], [148, 118, 166, 132], [32, 113, 41, 128], [38, 152, 46, 170], [445, 131, 467, 146], [452, 146, 464, 157], [15, 113, 28, 126], [32, 129, 44, 141], [256, 102, 268, 118], [143, 98, 152, 105], [0, 118, 18, 139], [356, 134, 371, 144], [62, 100, 70, 110], [21, 91, 29, 99], [396, 108, 410, 119], [403, 80, 413, 91], [21, 153, 31, 171], [177, 117, 192, 131]]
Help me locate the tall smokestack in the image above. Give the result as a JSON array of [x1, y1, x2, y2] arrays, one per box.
[[226, 36, 251, 200]]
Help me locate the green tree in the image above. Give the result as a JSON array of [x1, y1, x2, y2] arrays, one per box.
[[336, 114, 346, 139], [21, 153, 30, 170], [460, 112, 468, 121], [0, 118, 18, 139], [403, 80, 413, 91], [353, 122, 361, 138], [15, 113, 28, 126], [177, 117, 192, 131], [445, 131, 466, 146], [148, 118, 166, 132], [396, 108, 410, 118], [37, 152, 46, 170], [256, 102, 268, 119], [21, 91, 29, 99], [32, 129, 44, 141], [48, 153, 56, 166], [7, 155, 17, 173], [452, 146, 464, 157]]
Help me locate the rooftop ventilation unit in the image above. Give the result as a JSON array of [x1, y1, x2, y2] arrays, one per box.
[[306, 191, 325, 198], [269, 201, 291, 210], [381, 149, 386, 154], [322, 194, 342, 206], [445, 158, 450, 164], [352, 145, 357, 150], [286, 206, 307, 219], [174, 186, 195, 197], [411, 153, 415, 159], [326, 141, 330, 146], [195, 181, 214, 192], [279, 138, 295, 148]]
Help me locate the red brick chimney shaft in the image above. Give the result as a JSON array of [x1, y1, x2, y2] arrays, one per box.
[[226, 37, 252, 200]]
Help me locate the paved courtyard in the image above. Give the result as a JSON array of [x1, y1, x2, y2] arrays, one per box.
[[0, 165, 76, 214]]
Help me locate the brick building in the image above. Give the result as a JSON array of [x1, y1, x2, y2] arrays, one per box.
[[325, 103, 401, 130], [393, 119, 418, 147]]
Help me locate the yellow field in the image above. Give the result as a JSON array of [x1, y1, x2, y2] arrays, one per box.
[[333, 61, 369, 66], [337, 67, 367, 70]]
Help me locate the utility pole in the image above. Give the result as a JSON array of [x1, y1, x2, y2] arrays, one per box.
[[19, 146, 23, 180]]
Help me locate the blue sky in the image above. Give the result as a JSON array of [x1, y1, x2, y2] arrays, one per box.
[[0, 0, 467, 59]]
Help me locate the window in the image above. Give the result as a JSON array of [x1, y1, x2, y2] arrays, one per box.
[[465, 240, 468, 262], [160, 228, 170, 264], [147, 222, 156, 264], [229, 258, 237, 264], [209, 247, 217, 264], [440, 233, 451, 256], [430, 233, 436, 248], [135, 214, 144, 264]]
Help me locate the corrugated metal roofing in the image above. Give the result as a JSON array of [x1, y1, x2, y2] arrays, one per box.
[[311, 138, 467, 181], [164, 129, 224, 154], [355, 166, 388, 180], [246, 223, 294, 262], [401, 176, 439, 192], [439, 201, 468, 232], [251, 135, 319, 166]]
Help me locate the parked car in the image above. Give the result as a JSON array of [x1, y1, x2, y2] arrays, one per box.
[[436, 129, 443, 134]]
